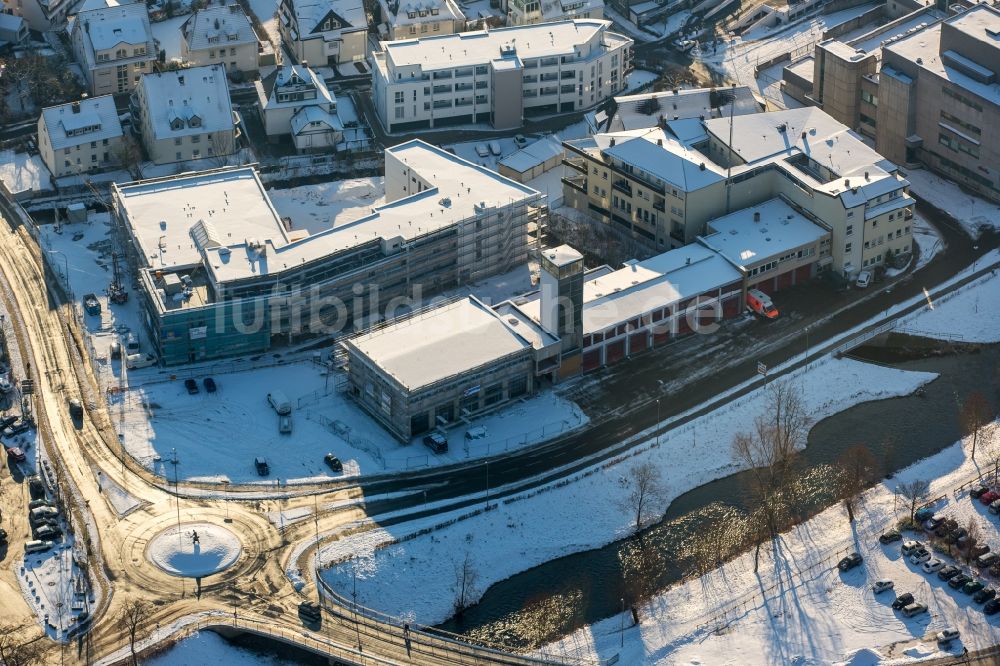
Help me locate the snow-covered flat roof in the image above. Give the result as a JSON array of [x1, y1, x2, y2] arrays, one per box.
[[41, 95, 124, 150], [139, 65, 235, 140], [349, 296, 533, 391], [602, 127, 726, 192], [381, 19, 619, 70], [700, 198, 830, 269], [182, 5, 258, 52]]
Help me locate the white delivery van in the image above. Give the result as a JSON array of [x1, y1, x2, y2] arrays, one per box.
[[126, 353, 156, 369], [25, 540, 53, 554], [267, 390, 292, 415]]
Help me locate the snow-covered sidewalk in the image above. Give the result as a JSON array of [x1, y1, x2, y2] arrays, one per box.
[[904, 167, 1000, 239]]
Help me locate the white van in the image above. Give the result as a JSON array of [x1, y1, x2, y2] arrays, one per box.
[[24, 540, 53, 554], [126, 353, 156, 369], [267, 391, 292, 415]]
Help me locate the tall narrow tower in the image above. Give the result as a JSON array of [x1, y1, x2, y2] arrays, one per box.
[[539, 244, 584, 354]]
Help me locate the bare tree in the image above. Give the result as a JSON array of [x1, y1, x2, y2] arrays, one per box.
[[836, 444, 879, 523], [113, 136, 145, 180], [731, 380, 811, 572], [119, 598, 153, 666], [960, 391, 995, 461], [961, 517, 982, 566], [452, 552, 479, 618], [621, 460, 669, 532], [0, 623, 43, 666], [897, 479, 931, 525]]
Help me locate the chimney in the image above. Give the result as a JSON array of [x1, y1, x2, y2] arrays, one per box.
[[609, 138, 615, 147], [657, 138, 662, 146], [685, 257, 691, 265], [845, 179, 850, 188], [753, 211, 760, 222], [699, 163, 706, 171], [71, 101, 81, 114], [864, 171, 870, 181], [178, 75, 185, 85]]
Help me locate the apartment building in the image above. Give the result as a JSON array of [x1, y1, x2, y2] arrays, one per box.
[[376, 0, 466, 40], [255, 63, 345, 151], [587, 85, 761, 134], [181, 4, 260, 75], [37, 95, 124, 178], [506, 0, 603, 27], [8, 0, 78, 30], [131, 65, 238, 165], [68, 0, 155, 96], [112, 141, 546, 365], [371, 19, 632, 133], [277, 0, 367, 65], [0, 13, 29, 46], [563, 106, 914, 278]]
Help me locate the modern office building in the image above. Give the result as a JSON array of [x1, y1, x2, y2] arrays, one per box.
[[68, 0, 155, 96], [37, 95, 125, 178], [112, 140, 546, 365], [180, 4, 261, 75], [371, 19, 633, 132]]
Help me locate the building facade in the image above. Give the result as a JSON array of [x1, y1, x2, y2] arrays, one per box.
[[38, 95, 124, 178], [506, 0, 603, 26], [68, 1, 155, 96], [131, 65, 239, 165], [255, 63, 344, 151], [180, 4, 260, 75], [278, 0, 367, 66], [376, 0, 466, 40], [371, 19, 633, 133]]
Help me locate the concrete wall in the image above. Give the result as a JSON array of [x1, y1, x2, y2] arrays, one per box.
[[491, 64, 524, 130]]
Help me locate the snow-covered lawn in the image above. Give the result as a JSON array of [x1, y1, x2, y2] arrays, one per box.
[[245, 0, 281, 45], [904, 167, 1000, 238], [625, 69, 658, 93], [151, 16, 187, 63], [147, 523, 243, 577], [898, 269, 1000, 344], [543, 426, 1000, 665], [318, 356, 936, 625], [0, 150, 53, 196], [267, 177, 385, 235], [147, 630, 306, 665]]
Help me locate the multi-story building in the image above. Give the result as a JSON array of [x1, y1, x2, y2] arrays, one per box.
[[255, 63, 345, 151], [0, 13, 29, 46], [8, 0, 78, 31], [371, 19, 632, 133], [37, 95, 124, 178], [563, 106, 915, 278], [506, 0, 603, 27], [375, 0, 466, 40], [68, 0, 155, 96], [586, 85, 761, 134], [180, 4, 260, 76], [130, 65, 239, 165], [277, 0, 367, 66], [112, 140, 546, 366]]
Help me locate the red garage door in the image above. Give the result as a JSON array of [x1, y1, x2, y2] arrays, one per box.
[[776, 269, 794, 291], [722, 294, 741, 318], [653, 331, 670, 346], [629, 332, 648, 355], [795, 264, 813, 285], [605, 340, 626, 365], [582, 349, 602, 372]]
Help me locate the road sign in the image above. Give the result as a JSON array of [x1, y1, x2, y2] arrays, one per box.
[[757, 362, 767, 376]]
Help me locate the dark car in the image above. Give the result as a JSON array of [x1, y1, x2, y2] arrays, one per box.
[[298, 601, 321, 623], [28, 499, 53, 510], [184, 378, 199, 395], [254, 457, 269, 476], [914, 507, 936, 522], [880, 530, 902, 544], [323, 453, 343, 472], [838, 553, 863, 571], [936, 519, 958, 538], [28, 476, 45, 501], [923, 515, 945, 531], [203, 377, 217, 393], [964, 580, 986, 595], [0, 415, 18, 430], [985, 599, 1000, 615], [938, 565, 962, 581], [68, 398, 83, 420], [0, 528, 7, 544], [974, 588, 997, 604], [34, 524, 61, 541], [423, 432, 448, 454], [971, 485, 990, 499], [949, 573, 973, 589], [3, 420, 32, 438], [946, 528, 968, 544], [891, 592, 915, 610], [970, 544, 991, 558]]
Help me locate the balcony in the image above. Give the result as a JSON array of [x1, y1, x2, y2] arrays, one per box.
[[612, 179, 632, 196], [653, 200, 665, 212], [562, 158, 587, 173]]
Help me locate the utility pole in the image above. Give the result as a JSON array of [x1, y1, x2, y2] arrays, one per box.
[[725, 83, 737, 216]]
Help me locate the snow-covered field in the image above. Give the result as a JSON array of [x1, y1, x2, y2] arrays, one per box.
[[0, 150, 53, 196], [544, 426, 1000, 665], [318, 356, 937, 625], [147, 630, 308, 666], [904, 168, 1000, 238], [151, 16, 187, 63], [898, 269, 1000, 344], [267, 178, 385, 235]]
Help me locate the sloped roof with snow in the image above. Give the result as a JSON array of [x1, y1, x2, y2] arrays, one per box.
[[182, 5, 258, 52], [379, 0, 465, 27], [258, 63, 335, 109], [498, 136, 564, 174], [601, 85, 761, 133], [138, 65, 235, 140], [69, 1, 154, 70], [290, 105, 344, 135], [601, 127, 726, 192], [40, 95, 124, 150], [285, 0, 367, 37]]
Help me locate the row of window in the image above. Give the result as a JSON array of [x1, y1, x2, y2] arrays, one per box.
[[207, 47, 239, 59], [63, 151, 111, 168], [938, 132, 980, 159], [940, 110, 981, 137], [63, 137, 111, 154], [96, 46, 146, 62], [863, 227, 908, 249], [406, 21, 442, 35], [942, 86, 983, 113]]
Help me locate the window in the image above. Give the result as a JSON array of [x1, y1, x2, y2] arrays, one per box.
[[938, 132, 980, 159], [191, 135, 200, 143], [176, 152, 182, 160], [940, 111, 980, 136], [394, 106, 404, 119], [174, 138, 182, 145], [230, 48, 236, 56], [116, 48, 126, 58], [394, 91, 404, 103], [845, 242, 852, 253], [942, 86, 983, 113], [860, 90, 877, 106], [846, 224, 853, 236], [102, 138, 109, 146]]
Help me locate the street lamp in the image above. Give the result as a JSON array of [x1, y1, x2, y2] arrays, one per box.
[[620, 597, 625, 648], [655, 399, 661, 447]]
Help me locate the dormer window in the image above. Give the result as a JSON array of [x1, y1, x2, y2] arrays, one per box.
[[431, 7, 438, 14], [408, 11, 416, 18], [209, 35, 220, 43], [322, 19, 331, 30], [189, 115, 202, 128], [170, 118, 185, 130], [116, 48, 126, 58]]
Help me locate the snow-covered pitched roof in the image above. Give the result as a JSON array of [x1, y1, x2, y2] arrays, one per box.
[[41, 95, 124, 150], [604, 85, 761, 133], [138, 65, 234, 140], [602, 127, 725, 192], [285, 0, 367, 37], [69, 1, 154, 71], [290, 105, 344, 135], [258, 63, 335, 109], [182, 4, 258, 52], [379, 0, 465, 26], [0, 13, 26, 33], [539, 0, 603, 21], [348, 296, 533, 391], [499, 136, 564, 174]]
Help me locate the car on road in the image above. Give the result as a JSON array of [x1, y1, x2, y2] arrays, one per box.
[[513, 134, 528, 149], [254, 457, 269, 476], [423, 432, 448, 454], [203, 377, 217, 393], [902, 602, 928, 617], [6, 447, 25, 463], [184, 378, 199, 395], [974, 588, 997, 604], [938, 565, 962, 580], [855, 270, 872, 288], [909, 549, 931, 565], [879, 530, 902, 544], [125, 353, 156, 369], [963, 579, 986, 595], [985, 599, 1000, 615], [901, 540, 923, 556], [68, 398, 83, 420], [872, 580, 894, 594], [298, 601, 321, 624], [948, 573, 973, 589], [922, 559, 945, 574], [323, 454, 342, 472], [891, 593, 914, 610], [980, 490, 1000, 505], [936, 628, 960, 644], [838, 553, 863, 571]]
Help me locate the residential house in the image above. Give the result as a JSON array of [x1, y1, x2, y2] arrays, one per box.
[[506, 0, 603, 26], [255, 63, 344, 151], [37, 94, 124, 177], [0, 13, 29, 48], [375, 0, 466, 40], [181, 4, 260, 76], [68, 0, 155, 95], [277, 0, 367, 66]]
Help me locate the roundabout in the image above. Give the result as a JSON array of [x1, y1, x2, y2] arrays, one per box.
[[146, 522, 243, 578]]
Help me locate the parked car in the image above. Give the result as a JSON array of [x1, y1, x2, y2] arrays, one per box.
[[855, 270, 872, 288], [938, 565, 962, 580], [28, 476, 45, 500], [254, 457, 269, 476], [991, 562, 1000, 579], [838, 553, 863, 571], [872, 580, 894, 594], [323, 454, 343, 472], [68, 398, 83, 420], [963, 579, 986, 594], [946, 528, 968, 544], [423, 432, 448, 454], [901, 540, 924, 556], [474, 144, 490, 158], [513, 134, 528, 149], [298, 601, 321, 622], [985, 599, 1000, 615], [923, 516, 945, 531], [971, 485, 990, 499], [910, 549, 932, 565], [970, 544, 991, 558], [978, 552, 1000, 568], [936, 628, 960, 644], [184, 378, 199, 395], [278, 413, 292, 434], [902, 602, 928, 617], [949, 573, 973, 589], [488, 141, 502, 156], [267, 391, 292, 415], [203, 377, 217, 393], [879, 530, 902, 544], [922, 559, 946, 574], [28, 499, 53, 510], [980, 490, 1000, 505], [6, 447, 25, 463], [973, 588, 997, 604], [34, 524, 60, 541], [891, 593, 915, 610], [915, 507, 936, 522], [990, 498, 1000, 514], [936, 520, 958, 538], [0, 415, 17, 430], [3, 419, 32, 438]]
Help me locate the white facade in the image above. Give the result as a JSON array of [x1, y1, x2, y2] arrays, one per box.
[[7, 0, 78, 31], [37, 95, 124, 178], [180, 4, 260, 75], [506, 0, 603, 26], [68, 0, 155, 96], [376, 0, 466, 40], [277, 0, 367, 65], [255, 63, 344, 151], [371, 19, 632, 133], [131, 65, 238, 165]]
